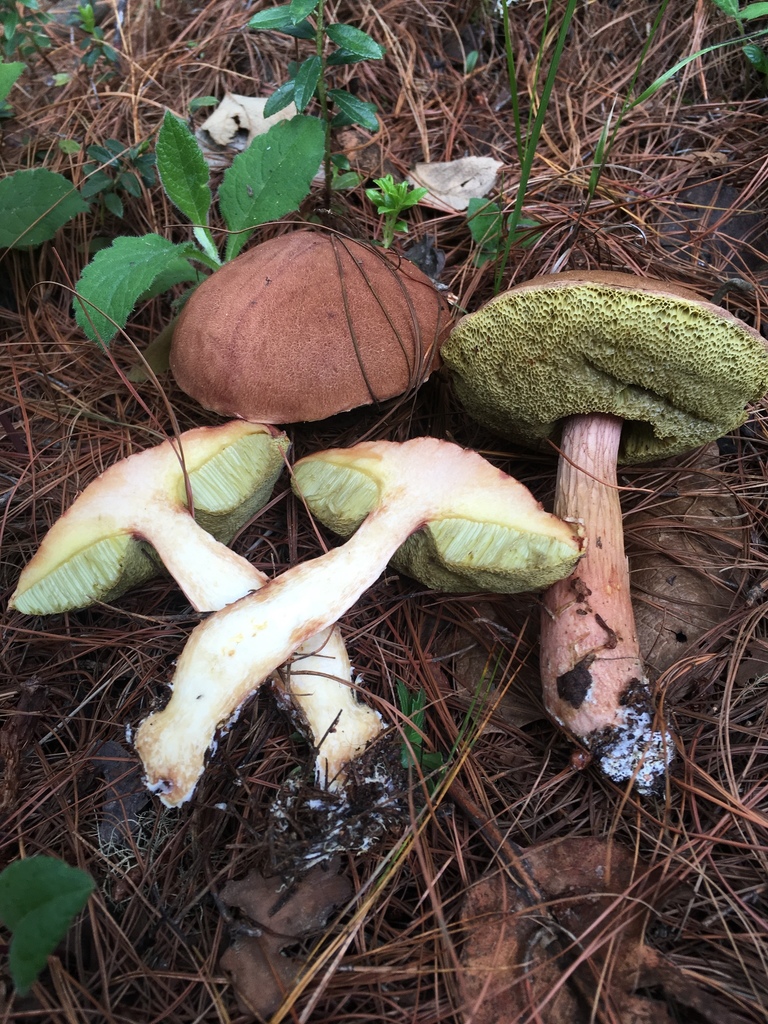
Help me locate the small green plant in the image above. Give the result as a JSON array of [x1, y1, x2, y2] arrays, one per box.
[[73, 2, 120, 76], [710, 0, 768, 77], [0, 856, 94, 995], [397, 681, 445, 789], [248, 0, 385, 206], [467, 197, 541, 267], [80, 138, 157, 218], [0, 0, 51, 61], [364, 174, 427, 249], [74, 109, 324, 343]]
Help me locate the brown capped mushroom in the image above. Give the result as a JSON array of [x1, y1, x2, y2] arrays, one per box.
[[169, 230, 451, 424], [442, 270, 768, 792]]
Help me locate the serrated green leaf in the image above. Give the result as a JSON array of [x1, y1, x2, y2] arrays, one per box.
[[0, 168, 88, 249], [0, 61, 24, 103], [103, 191, 123, 217], [328, 89, 379, 131], [156, 111, 212, 227], [74, 233, 201, 343], [0, 856, 94, 995], [293, 55, 320, 111], [263, 79, 296, 117], [326, 23, 384, 59], [219, 115, 324, 261], [289, 0, 318, 22], [326, 47, 370, 66], [247, 5, 314, 38]]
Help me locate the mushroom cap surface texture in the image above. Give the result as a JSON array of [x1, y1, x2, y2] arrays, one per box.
[[291, 439, 582, 593], [170, 230, 451, 424], [441, 270, 768, 462]]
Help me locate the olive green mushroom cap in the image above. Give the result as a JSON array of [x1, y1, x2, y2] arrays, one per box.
[[441, 270, 768, 462], [292, 440, 581, 594]]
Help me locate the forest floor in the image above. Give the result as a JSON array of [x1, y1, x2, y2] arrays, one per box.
[[1, 1, 768, 1022]]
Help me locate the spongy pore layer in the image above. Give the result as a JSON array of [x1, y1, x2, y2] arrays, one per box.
[[442, 273, 768, 462]]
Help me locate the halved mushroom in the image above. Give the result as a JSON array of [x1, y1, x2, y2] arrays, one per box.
[[169, 230, 451, 424], [442, 270, 768, 792], [10, 421, 289, 613], [135, 437, 581, 806], [10, 422, 382, 792]]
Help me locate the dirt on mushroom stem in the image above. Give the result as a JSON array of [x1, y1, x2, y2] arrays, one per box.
[[541, 413, 674, 793]]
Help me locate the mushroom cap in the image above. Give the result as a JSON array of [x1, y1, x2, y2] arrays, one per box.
[[170, 231, 451, 424], [441, 270, 768, 462], [292, 439, 582, 594], [11, 422, 289, 615]]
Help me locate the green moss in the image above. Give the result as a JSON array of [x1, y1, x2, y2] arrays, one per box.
[[442, 281, 768, 462]]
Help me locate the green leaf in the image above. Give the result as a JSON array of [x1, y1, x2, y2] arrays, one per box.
[[328, 89, 379, 131], [263, 79, 296, 117], [118, 171, 142, 197], [247, 5, 314, 38], [0, 168, 88, 248], [743, 41, 768, 68], [326, 47, 371, 66], [740, 1, 768, 16], [219, 115, 324, 261], [293, 55, 320, 111], [74, 233, 201, 343], [710, 0, 741, 16], [58, 138, 82, 155], [0, 61, 24, 103], [289, 0, 318, 22], [467, 196, 503, 248], [156, 111, 212, 227], [188, 95, 217, 112], [103, 191, 123, 217], [0, 856, 94, 995], [80, 170, 113, 197], [326, 23, 384, 60]]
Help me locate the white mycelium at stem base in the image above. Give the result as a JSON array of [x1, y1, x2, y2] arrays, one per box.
[[135, 437, 582, 807], [540, 414, 673, 792]]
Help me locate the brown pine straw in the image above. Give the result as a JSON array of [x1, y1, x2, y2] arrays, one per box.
[[2, 0, 768, 1021]]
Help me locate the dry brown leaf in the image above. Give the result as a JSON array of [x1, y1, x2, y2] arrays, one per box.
[[628, 445, 744, 677], [195, 94, 298, 169], [408, 156, 502, 212], [219, 860, 352, 1021], [460, 837, 742, 1024]]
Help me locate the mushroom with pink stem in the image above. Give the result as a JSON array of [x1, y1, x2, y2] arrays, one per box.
[[134, 436, 582, 806], [441, 270, 768, 792], [9, 421, 383, 791]]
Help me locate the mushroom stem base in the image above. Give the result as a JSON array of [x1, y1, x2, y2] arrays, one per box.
[[541, 414, 674, 793]]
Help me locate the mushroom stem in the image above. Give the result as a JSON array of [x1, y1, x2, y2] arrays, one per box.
[[135, 437, 582, 806], [540, 413, 673, 792]]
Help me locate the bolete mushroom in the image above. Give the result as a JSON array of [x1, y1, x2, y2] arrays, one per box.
[[10, 421, 289, 613], [135, 437, 581, 806], [10, 422, 382, 792], [169, 230, 451, 423], [441, 270, 768, 792]]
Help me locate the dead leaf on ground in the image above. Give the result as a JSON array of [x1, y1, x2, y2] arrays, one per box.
[[196, 93, 298, 169], [408, 156, 502, 212], [628, 444, 745, 678], [219, 859, 353, 1021], [460, 836, 743, 1024]]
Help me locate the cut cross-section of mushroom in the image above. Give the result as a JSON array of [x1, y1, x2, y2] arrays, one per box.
[[10, 421, 289, 614], [134, 437, 582, 806], [10, 422, 382, 794], [442, 270, 768, 792]]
